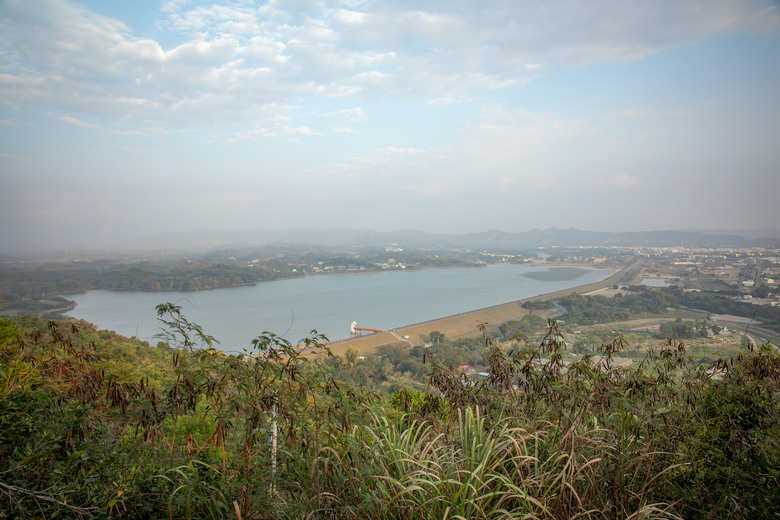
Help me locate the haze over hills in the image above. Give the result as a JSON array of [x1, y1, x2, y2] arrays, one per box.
[[112, 228, 780, 253], [5, 228, 779, 260]]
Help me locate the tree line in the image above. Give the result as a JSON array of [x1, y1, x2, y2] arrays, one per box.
[[0, 259, 301, 317], [553, 285, 780, 332]]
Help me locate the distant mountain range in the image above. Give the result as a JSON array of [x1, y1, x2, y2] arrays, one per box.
[[114, 227, 780, 252]]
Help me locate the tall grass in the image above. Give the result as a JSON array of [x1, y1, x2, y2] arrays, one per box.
[[370, 407, 542, 519], [2, 311, 776, 519]]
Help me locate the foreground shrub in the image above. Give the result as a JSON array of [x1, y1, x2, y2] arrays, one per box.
[[0, 311, 777, 519]]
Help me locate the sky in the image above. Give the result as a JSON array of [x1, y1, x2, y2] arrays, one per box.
[[1, 0, 779, 251]]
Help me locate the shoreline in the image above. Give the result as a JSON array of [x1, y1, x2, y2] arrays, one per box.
[[57, 265, 482, 305], [60, 262, 612, 315], [54, 262, 629, 349], [320, 263, 633, 356]]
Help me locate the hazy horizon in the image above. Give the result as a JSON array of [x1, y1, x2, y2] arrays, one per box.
[[4, 225, 780, 257], [2, 0, 779, 252]]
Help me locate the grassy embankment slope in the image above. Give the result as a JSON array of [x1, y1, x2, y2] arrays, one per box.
[[324, 261, 638, 357]]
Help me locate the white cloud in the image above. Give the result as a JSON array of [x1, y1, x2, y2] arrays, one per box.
[[236, 123, 320, 139], [57, 115, 99, 129], [0, 0, 777, 130], [380, 146, 424, 155], [244, 36, 289, 64], [281, 126, 319, 136], [427, 96, 457, 106], [160, 0, 189, 15], [166, 38, 240, 64], [163, 3, 259, 34], [54, 114, 170, 137], [352, 71, 389, 82], [325, 107, 366, 121], [237, 127, 277, 138], [332, 8, 367, 25]]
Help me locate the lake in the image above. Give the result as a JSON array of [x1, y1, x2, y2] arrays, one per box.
[[65, 264, 613, 352]]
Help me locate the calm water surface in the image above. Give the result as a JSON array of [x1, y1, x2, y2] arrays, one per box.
[[65, 264, 613, 352]]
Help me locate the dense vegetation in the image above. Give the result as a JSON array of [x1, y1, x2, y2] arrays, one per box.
[[677, 289, 780, 330], [555, 286, 780, 332], [657, 317, 718, 340], [1, 303, 778, 519]]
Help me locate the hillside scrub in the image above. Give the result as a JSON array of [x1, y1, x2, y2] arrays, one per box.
[[0, 308, 778, 519]]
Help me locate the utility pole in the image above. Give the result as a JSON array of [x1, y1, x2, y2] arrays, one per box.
[[270, 403, 277, 497]]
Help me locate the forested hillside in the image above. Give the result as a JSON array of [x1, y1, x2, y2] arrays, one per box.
[[1, 304, 777, 519], [0, 259, 300, 317]]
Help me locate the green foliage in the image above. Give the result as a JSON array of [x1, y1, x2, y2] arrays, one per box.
[[389, 387, 427, 412], [669, 345, 780, 518], [555, 288, 678, 323], [11, 315, 174, 387], [522, 299, 556, 310], [343, 346, 359, 367], [158, 460, 232, 520], [428, 330, 445, 345], [657, 317, 712, 339], [497, 313, 546, 341], [0, 317, 18, 347], [0, 309, 777, 519], [374, 407, 549, 519]]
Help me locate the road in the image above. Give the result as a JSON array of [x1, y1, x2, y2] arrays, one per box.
[[708, 314, 779, 345]]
